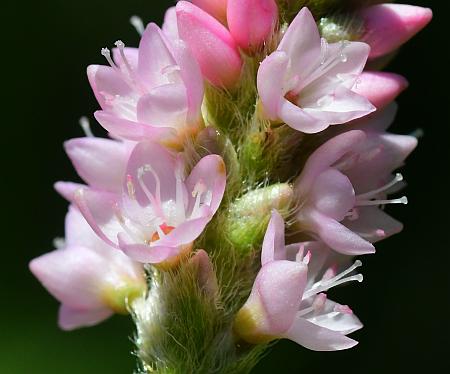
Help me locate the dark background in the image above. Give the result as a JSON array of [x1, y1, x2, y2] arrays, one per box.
[[2, 0, 449, 373]]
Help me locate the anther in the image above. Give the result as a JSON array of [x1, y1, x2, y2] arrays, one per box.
[[130, 15, 145, 36], [114, 40, 133, 76], [101, 47, 118, 70], [79, 116, 94, 137]]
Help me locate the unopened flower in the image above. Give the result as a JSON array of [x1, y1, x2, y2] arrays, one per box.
[[75, 141, 226, 265], [359, 3, 433, 60], [234, 211, 363, 350], [191, 0, 228, 24], [257, 7, 375, 134], [89, 23, 204, 147], [29, 206, 146, 330], [227, 0, 278, 51], [176, 1, 243, 88], [294, 108, 417, 254]]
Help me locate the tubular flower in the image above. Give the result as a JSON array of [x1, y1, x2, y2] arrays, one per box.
[[29, 206, 146, 330], [257, 7, 375, 134], [234, 211, 363, 350], [74, 141, 226, 264], [294, 108, 417, 254], [88, 23, 204, 147]]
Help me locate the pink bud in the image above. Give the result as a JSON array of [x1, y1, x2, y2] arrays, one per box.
[[192, 0, 228, 24], [360, 4, 432, 59], [353, 71, 409, 109], [176, 1, 243, 88], [227, 0, 278, 51]]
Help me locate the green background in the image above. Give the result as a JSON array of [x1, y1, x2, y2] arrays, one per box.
[[2, 0, 449, 372]]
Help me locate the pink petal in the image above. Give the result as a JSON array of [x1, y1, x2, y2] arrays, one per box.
[[296, 130, 366, 195], [137, 83, 188, 127], [170, 39, 205, 124], [64, 137, 130, 192], [188, 249, 218, 295], [73, 188, 121, 248], [54, 181, 85, 202], [64, 205, 100, 248], [308, 168, 355, 222], [261, 210, 286, 266], [227, 0, 278, 50], [353, 71, 408, 109], [360, 4, 433, 59], [254, 260, 308, 334], [344, 207, 403, 243], [176, 1, 242, 88], [285, 313, 358, 351], [278, 8, 321, 77], [117, 233, 180, 263], [125, 141, 177, 206], [192, 0, 228, 24], [94, 111, 175, 142], [162, 7, 179, 40], [257, 51, 289, 120], [279, 98, 329, 134], [138, 23, 178, 89], [307, 210, 375, 255], [156, 216, 211, 248], [58, 305, 113, 331], [29, 246, 108, 309], [184, 154, 226, 216]]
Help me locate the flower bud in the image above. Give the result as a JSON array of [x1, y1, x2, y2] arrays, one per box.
[[192, 0, 228, 24], [176, 1, 243, 88], [227, 0, 278, 51], [359, 4, 432, 59]]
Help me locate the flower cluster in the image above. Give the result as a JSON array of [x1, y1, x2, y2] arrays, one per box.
[[30, 0, 431, 371]]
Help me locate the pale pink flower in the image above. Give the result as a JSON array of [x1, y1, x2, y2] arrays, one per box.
[[227, 0, 278, 51], [234, 211, 363, 351], [88, 23, 204, 147], [176, 1, 243, 88], [257, 7, 375, 134], [360, 4, 433, 60], [192, 0, 228, 24], [29, 206, 146, 330], [294, 106, 417, 254], [74, 141, 226, 264]]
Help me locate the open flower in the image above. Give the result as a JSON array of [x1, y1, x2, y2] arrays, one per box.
[[74, 141, 226, 264], [257, 7, 375, 134], [88, 23, 204, 148], [29, 206, 146, 330], [234, 211, 363, 351], [294, 108, 417, 254]]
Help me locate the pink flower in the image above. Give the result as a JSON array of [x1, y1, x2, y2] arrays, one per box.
[[88, 23, 204, 147], [360, 4, 433, 60], [29, 206, 146, 330], [294, 106, 417, 254], [74, 141, 226, 264], [191, 0, 228, 24], [234, 211, 363, 351], [176, 1, 243, 88], [227, 0, 278, 51], [257, 7, 375, 134]]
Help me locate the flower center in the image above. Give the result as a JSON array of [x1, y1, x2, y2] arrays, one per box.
[[150, 223, 175, 243]]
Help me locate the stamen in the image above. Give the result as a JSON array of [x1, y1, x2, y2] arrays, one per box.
[[114, 40, 133, 76], [79, 116, 94, 137], [175, 158, 186, 222], [320, 38, 328, 65], [304, 260, 363, 299], [191, 180, 207, 218], [101, 47, 118, 70], [137, 165, 165, 219], [126, 175, 136, 200], [130, 15, 145, 36], [53, 237, 65, 249], [113, 205, 144, 243], [356, 196, 408, 207], [356, 173, 404, 200]]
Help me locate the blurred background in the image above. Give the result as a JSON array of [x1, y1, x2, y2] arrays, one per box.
[[2, 0, 449, 372]]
